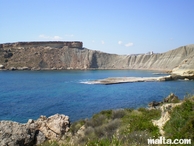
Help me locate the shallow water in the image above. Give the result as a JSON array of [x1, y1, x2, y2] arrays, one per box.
[[0, 70, 194, 123]]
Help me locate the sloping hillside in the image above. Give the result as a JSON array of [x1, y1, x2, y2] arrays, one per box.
[[0, 42, 194, 73]]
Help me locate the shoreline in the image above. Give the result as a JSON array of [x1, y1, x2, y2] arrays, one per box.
[[84, 74, 194, 85], [1, 93, 193, 145], [0, 67, 171, 72]]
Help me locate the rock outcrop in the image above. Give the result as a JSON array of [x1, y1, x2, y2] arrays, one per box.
[[148, 101, 161, 108], [152, 103, 182, 136], [151, 93, 181, 135], [0, 42, 194, 74], [163, 93, 179, 103], [0, 114, 70, 146]]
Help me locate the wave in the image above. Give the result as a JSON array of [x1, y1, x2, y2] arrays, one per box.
[[79, 80, 95, 84], [152, 73, 170, 75], [80, 81, 93, 84]]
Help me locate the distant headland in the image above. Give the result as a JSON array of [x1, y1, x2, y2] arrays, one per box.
[[0, 41, 194, 76]]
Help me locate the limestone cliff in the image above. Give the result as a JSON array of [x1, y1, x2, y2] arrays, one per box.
[[0, 42, 194, 73]]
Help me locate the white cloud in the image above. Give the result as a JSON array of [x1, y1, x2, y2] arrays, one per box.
[[101, 40, 105, 44], [39, 34, 63, 40], [118, 41, 122, 45], [125, 42, 133, 47], [39, 34, 50, 39], [92, 40, 95, 43], [65, 34, 74, 37], [53, 36, 62, 40]]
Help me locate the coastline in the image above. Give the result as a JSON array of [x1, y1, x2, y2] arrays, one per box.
[[1, 94, 194, 145], [1, 42, 194, 145]]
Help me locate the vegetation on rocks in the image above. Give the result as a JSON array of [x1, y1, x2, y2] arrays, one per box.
[[40, 108, 161, 146], [164, 95, 194, 142], [39, 94, 194, 146]]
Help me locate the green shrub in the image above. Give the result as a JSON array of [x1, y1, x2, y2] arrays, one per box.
[[105, 119, 121, 138], [164, 99, 194, 141], [94, 124, 106, 138], [93, 110, 113, 119], [180, 115, 194, 139], [84, 126, 95, 136], [111, 109, 126, 119], [85, 114, 107, 127], [122, 108, 161, 137], [120, 131, 154, 146], [70, 119, 85, 135], [86, 135, 121, 146]]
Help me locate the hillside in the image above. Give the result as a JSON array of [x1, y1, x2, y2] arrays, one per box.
[[0, 42, 194, 74]]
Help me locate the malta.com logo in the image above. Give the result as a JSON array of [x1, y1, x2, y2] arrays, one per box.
[[147, 136, 191, 145]]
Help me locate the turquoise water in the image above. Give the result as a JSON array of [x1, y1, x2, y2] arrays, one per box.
[[0, 70, 194, 123]]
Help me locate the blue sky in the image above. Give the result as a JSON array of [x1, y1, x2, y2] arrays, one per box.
[[0, 0, 194, 55]]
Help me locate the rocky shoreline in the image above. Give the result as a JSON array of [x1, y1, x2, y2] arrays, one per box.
[[86, 76, 171, 85], [85, 72, 194, 85], [0, 114, 70, 146], [1, 93, 193, 145]]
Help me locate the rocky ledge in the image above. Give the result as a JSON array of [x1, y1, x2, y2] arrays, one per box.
[[0, 114, 70, 146], [86, 76, 170, 85], [86, 73, 194, 85]]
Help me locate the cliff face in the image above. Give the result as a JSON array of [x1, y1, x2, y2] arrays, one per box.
[[0, 41, 194, 73], [125, 44, 194, 71]]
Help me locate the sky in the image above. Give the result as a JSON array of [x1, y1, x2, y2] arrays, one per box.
[[0, 0, 194, 55]]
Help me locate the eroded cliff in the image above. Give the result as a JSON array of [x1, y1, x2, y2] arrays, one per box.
[[0, 42, 194, 73]]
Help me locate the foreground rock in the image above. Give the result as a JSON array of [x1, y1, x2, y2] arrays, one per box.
[[0, 114, 70, 146]]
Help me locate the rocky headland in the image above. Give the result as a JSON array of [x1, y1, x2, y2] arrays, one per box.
[[0, 42, 194, 75]]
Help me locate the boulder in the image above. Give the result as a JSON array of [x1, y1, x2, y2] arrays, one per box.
[[0, 64, 4, 69], [163, 93, 179, 103], [0, 121, 36, 146], [0, 114, 70, 146], [148, 101, 161, 108], [10, 67, 16, 71], [17, 66, 29, 70], [37, 114, 70, 140]]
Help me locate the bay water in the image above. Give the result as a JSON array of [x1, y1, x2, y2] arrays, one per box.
[[0, 70, 194, 123]]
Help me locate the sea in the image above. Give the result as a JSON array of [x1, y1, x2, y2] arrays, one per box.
[[0, 70, 194, 123]]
